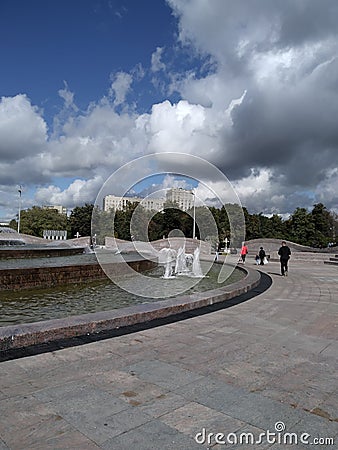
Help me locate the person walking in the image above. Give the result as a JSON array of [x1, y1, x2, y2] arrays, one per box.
[[240, 242, 248, 264], [258, 246, 266, 265], [278, 241, 291, 276]]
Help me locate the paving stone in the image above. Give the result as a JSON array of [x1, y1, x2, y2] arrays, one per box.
[[32, 430, 103, 450], [121, 359, 204, 389], [0, 394, 56, 441], [0, 412, 76, 449], [101, 419, 204, 450], [175, 377, 313, 431], [92, 369, 169, 406], [0, 259, 337, 449], [139, 392, 190, 418], [289, 413, 338, 439], [160, 401, 244, 440], [0, 439, 9, 450], [59, 406, 153, 445]]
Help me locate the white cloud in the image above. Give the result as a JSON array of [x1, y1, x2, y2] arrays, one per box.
[[0, 95, 47, 163], [109, 71, 133, 106], [35, 176, 104, 208], [2, 0, 338, 221], [58, 81, 78, 111], [151, 47, 166, 72], [146, 100, 215, 155]]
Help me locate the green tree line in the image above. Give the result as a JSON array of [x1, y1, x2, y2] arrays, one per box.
[[10, 202, 338, 248]]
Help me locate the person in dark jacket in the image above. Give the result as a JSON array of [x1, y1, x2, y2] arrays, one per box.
[[278, 241, 291, 276], [258, 247, 266, 265]]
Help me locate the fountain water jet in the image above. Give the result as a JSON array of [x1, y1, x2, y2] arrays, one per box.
[[192, 247, 203, 277], [158, 248, 177, 278]]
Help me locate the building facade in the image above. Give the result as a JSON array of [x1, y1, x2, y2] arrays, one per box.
[[103, 188, 194, 213], [103, 195, 141, 211], [165, 188, 194, 211], [43, 205, 67, 215], [103, 195, 165, 212]]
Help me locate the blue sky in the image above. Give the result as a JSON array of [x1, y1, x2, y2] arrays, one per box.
[[1, 0, 338, 222], [1, 0, 178, 122]]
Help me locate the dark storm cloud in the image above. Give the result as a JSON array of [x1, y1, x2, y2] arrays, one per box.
[[277, 0, 338, 47], [172, 0, 338, 201], [169, 0, 338, 211], [220, 57, 338, 187]]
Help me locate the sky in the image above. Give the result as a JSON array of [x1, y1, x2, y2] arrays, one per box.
[[1, 0, 338, 222]]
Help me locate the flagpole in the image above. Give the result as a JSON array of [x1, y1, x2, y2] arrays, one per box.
[[17, 186, 22, 234]]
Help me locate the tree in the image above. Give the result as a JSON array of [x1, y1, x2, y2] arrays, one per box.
[[10, 206, 69, 237], [269, 214, 287, 239], [148, 211, 165, 241], [311, 203, 332, 247], [69, 204, 94, 238], [245, 213, 261, 240], [286, 207, 316, 246], [160, 202, 192, 238], [91, 207, 114, 245]]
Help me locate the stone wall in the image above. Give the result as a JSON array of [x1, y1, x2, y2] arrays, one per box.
[[246, 238, 337, 255], [105, 237, 211, 255], [0, 247, 86, 260], [0, 259, 157, 291]]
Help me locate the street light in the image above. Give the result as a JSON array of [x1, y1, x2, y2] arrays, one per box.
[[192, 190, 196, 239], [17, 186, 22, 234]]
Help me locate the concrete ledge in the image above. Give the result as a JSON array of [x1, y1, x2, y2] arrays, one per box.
[[0, 264, 261, 352]]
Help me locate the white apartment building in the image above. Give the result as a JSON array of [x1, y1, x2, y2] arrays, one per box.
[[165, 188, 194, 211], [43, 205, 67, 215], [103, 195, 165, 212], [103, 195, 141, 211], [139, 197, 165, 211], [103, 188, 194, 213]]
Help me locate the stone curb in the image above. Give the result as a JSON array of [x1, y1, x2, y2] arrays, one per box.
[[0, 264, 261, 352]]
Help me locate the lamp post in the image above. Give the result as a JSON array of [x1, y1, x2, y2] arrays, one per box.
[[192, 190, 196, 239], [17, 186, 22, 234]]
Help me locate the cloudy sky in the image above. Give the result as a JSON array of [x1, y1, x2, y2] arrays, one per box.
[[1, 0, 338, 222]]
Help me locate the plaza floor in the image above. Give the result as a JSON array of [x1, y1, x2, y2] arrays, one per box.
[[0, 259, 337, 449]]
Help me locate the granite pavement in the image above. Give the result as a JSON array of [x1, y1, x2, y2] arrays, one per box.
[[0, 257, 337, 449]]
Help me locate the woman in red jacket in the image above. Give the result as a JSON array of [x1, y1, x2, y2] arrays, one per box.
[[240, 243, 248, 264]]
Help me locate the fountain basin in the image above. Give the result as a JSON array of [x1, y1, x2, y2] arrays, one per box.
[[0, 264, 260, 353]]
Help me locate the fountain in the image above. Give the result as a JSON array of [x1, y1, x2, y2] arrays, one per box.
[[0, 227, 25, 246], [159, 244, 204, 279], [158, 247, 177, 278]]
